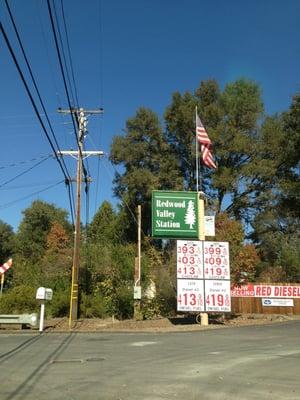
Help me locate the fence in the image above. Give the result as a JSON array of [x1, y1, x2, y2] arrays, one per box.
[[231, 283, 300, 315]]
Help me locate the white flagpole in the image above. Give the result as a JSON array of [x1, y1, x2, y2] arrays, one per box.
[[195, 106, 199, 192]]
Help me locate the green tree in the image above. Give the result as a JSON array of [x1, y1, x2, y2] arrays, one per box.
[[16, 200, 71, 261], [165, 79, 264, 222], [89, 201, 117, 243], [278, 94, 300, 220], [0, 220, 14, 262], [110, 107, 182, 239], [250, 94, 300, 280]]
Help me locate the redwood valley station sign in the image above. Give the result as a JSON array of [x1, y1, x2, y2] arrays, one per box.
[[152, 191, 199, 238]]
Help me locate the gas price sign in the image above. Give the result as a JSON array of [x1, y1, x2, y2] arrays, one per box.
[[177, 279, 204, 312], [177, 240, 203, 279], [177, 240, 231, 313], [203, 241, 230, 280], [205, 280, 231, 312]]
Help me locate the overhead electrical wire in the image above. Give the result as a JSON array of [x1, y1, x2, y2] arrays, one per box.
[[59, 0, 79, 108], [46, 0, 89, 179], [0, 181, 62, 190], [3, 0, 75, 220], [0, 155, 52, 188], [58, 0, 93, 210], [52, 0, 78, 109], [54, 0, 93, 230], [4, 0, 73, 185], [0, 180, 65, 210], [0, 20, 75, 226], [47, 0, 92, 231], [46, 0, 78, 136], [93, 0, 104, 216], [0, 154, 52, 169]]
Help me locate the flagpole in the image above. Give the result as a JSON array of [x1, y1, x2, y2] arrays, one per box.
[[195, 106, 199, 192]]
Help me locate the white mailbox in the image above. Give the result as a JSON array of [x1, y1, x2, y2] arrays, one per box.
[[36, 287, 53, 301], [36, 287, 53, 333]]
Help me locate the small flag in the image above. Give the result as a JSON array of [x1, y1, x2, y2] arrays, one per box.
[[0, 258, 13, 275], [196, 113, 217, 169]]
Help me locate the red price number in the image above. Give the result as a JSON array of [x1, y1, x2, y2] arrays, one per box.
[[178, 255, 196, 265], [178, 245, 198, 255], [177, 266, 197, 275], [205, 246, 221, 255], [205, 267, 223, 276], [178, 293, 198, 307], [206, 294, 225, 307]]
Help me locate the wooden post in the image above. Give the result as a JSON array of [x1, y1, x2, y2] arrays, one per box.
[[134, 205, 142, 320]]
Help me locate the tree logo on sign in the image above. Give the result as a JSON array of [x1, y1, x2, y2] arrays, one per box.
[[184, 200, 196, 229]]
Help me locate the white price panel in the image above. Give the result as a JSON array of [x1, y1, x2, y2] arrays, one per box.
[[177, 279, 205, 312], [177, 240, 203, 279], [203, 241, 230, 280], [205, 280, 231, 312]]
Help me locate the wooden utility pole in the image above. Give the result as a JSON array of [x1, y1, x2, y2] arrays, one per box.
[[134, 205, 142, 320], [57, 107, 104, 328]]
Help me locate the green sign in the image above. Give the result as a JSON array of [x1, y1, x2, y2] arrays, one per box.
[[152, 191, 199, 238]]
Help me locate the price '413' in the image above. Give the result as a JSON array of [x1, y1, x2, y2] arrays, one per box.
[[178, 293, 203, 307]]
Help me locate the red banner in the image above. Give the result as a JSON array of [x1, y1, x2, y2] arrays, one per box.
[[0, 258, 13, 275], [231, 284, 300, 299]]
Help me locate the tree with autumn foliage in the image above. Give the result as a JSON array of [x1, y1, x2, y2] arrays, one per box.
[[215, 213, 260, 284], [42, 222, 72, 285]]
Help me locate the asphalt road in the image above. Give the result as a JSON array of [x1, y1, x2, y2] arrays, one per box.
[[0, 321, 299, 400]]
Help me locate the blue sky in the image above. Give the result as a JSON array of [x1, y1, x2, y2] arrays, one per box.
[[0, 0, 300, 231]]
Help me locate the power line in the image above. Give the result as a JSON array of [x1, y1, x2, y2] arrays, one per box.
[[47, 0, 92, 189], [52, 0, 78, 108], [0, 181, 61, 190], [46, 2, 80, 157], [0, 155, 52, 189], [0, 154, 52, 169], [3, 0, 73, 185], [60, 0, 79, 108], [0, 21, 75, 226], [0, 180, 65, 210]]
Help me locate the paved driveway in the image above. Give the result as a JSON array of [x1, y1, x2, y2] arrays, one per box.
[[0, 321, 299, 399]]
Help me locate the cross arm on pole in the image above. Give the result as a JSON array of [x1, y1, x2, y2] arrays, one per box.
[[57, 150, 105, 160]]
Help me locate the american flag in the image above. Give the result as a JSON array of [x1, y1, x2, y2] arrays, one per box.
[[196, 113, 216, 169], [0, 258, 12, 275]]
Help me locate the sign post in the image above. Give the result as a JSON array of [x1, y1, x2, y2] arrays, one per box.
[[198, 192, 208, 325]]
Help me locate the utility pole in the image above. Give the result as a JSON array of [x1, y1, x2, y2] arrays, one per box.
[[134, 205, 142, 320], [57, 107, 104, 328]]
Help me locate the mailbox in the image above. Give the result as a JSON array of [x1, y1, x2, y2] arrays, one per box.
[[36, 287, 53, 301]]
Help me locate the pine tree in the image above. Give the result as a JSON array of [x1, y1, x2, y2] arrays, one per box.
[[184, 200, 196, 229]]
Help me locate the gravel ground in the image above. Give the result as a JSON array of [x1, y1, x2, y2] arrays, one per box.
[[42, 313, 300, 333]]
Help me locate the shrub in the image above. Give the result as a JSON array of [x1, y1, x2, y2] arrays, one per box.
[[80, 292, 109, 318], [115, 286, 133, 320], [47, 289, 70, 317], [0, 285, 38, 314], [142, 298, 161, 320]]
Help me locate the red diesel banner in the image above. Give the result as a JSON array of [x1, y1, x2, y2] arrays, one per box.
[[231, 284, 300, 299]]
